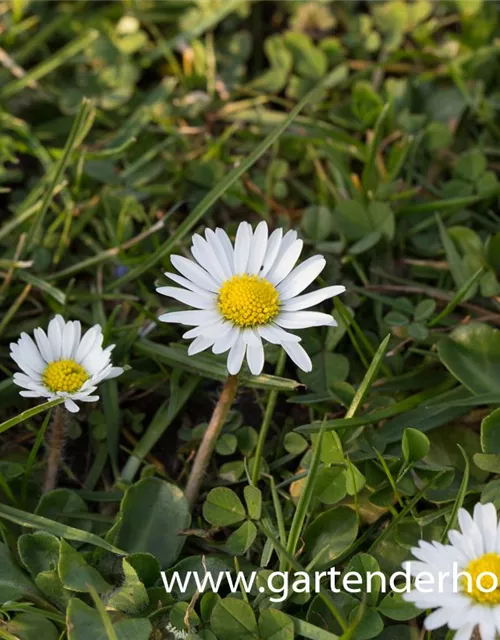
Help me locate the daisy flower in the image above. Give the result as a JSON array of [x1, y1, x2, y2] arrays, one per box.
[[10, 315, 124, 413], [404, 502, 500, 640], [157, 221, 345, 375]]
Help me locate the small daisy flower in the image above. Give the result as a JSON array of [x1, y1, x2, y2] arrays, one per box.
[[404, 502, 500, 640], [157, 221, 345, 375], [10, 315, 124, 413]]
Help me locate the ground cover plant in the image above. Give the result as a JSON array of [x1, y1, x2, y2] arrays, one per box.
[[1, 0, 500, 638]]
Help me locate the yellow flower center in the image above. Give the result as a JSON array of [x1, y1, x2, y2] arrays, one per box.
[[218, 274, 280, 328], [43, 360, 89, 394], [462, 553, 500, 604]]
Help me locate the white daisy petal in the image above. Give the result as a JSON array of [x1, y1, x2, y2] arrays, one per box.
[[157, 286, 216, 310], [183, 320, 231, 340], [234, 221, 252, 274], [227, 336, 246, 375], [275, 311, 336, 329], [213, 326, 240, 354], [75, 326, 101, 363], [260, 228, 283, 277], [64, 398, 80, 413], [246, 221, 268, 275], [206, 228, 233, 279], [158, 310, 220, 326], [171, 255, 219, 293], [281, 285, 346, 312], [267, 239, 303, 285], [257, 324, 301, 345], [424, 608, 453, 630], [20, 390, 45, 398], [246, 340, 265, 375], [282, 341, 312, 372], [277, 255, 327, 300], [166, 271, 213, 296], [33, 328, 53, 363], [453, 625, 475, 640], [215, 228, 235, 273], [47, 316, 63, 360], [61, 321, 76, 360], [188, 335, 216, 355], [191, 234, 226, 283], [18, 333, 45, 374]]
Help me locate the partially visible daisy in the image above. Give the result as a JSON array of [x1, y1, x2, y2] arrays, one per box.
[[157, 221, 345, 375], [404, 502, 500, 640], [10, 315, 124, 413]]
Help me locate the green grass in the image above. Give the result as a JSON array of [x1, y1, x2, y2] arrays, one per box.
[[1, 1, 500, 639]]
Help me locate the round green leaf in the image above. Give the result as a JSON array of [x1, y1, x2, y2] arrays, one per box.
[[259, 609, 294, 640], [304, 506, 358, 568], [378, 591, 420, 621], [402, 428, 430, 463], [437, 323, 500, 394], [210, 597, 259, 640], [203, 487, 246, 526], [226, 521, 257, 556], [116, 477, 191, 569], [481, 407, 500, 454]]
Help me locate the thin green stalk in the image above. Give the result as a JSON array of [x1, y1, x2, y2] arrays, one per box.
[[26, 98, 95, 250], [252, 349, 286, 485], [0, 398, 64, 435], [0, 29, 99, 99], [285, 423, 324, 569]]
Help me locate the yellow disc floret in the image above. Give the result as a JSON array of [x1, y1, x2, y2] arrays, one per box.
[[462, 552, 500, 604], [218, 274, 280, 328], [43, 360, 89, 394]]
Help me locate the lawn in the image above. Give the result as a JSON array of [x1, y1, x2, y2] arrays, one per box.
[[1, 1, 500, 639]]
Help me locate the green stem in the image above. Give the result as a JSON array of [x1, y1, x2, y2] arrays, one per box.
[[185, 375, 239, 508], [252, 349, 286, 486]]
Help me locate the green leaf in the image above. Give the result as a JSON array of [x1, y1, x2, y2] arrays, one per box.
[[378, 592, 419, 621], [473, 453, 500, 474], [437, 323, 500, 394], [225, 521, 257, 556], [210, 597, 259, 640], [106, 559, 149, 614], [304, 507, 358, 569], [203, 487, 246, 526], [244, 486, 262, 520], [481, 408, 500, 454], [259, 609, 294, 640], [402, 428, 430, 463], [58, 540, 111, 593], [18, 532, 60, 577], [67, 598, 152, 640], [301, 206, 334, 242], [116, 477, 190, 569], [314, 467, 346, 505], [344, 554, 381, 606], [0, 503, 123, 554], [0, 542, 41, 603], [5, 613, 59, 640]]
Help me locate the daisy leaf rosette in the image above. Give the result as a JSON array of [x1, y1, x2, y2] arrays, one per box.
[[10, 315, 124, 413], [404, 502, 500, 640], [157, 221, 345, 375]]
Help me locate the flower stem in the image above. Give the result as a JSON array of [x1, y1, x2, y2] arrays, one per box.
[[251, 348, 286, 486], [185, 374, 238, 507], [43, 405, 66, 494]]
